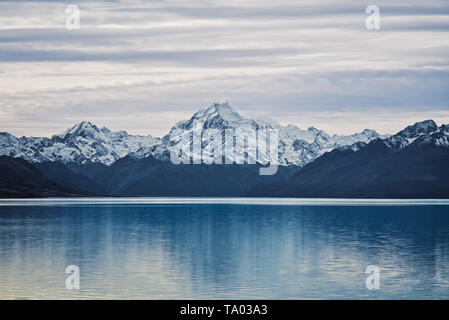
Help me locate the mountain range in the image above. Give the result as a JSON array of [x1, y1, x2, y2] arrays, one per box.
[[0, 102, 386, 167], [249, 120, 449, 198], [0, 102, 448, 198]]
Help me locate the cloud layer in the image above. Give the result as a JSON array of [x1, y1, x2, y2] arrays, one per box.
[[0, 0, 448, 137]]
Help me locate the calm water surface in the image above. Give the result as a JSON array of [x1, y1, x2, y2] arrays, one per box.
[[0, 199, 448, 299]]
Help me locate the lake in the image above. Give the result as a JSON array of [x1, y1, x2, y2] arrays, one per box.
[[0, 198, 448, 299]]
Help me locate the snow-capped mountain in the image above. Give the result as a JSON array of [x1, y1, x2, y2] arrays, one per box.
[[2, 103, 449, 198], [336, 119, 449, 154], [275, 124, 388, 166], [148, 102, 274, 165], [382, 120, 449, 151], [0, 121, 159, 165], [132, 102, 387, 167], [0, 102, 389, 167]]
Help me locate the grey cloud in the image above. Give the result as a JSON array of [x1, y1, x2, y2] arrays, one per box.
[[0, 0, 448, 137], [105, 4, 449, 18], [0, 46, 305, 64]]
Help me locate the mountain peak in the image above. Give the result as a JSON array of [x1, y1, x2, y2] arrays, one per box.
[[76, 120, 98, 131], [211, 101, 232, 112], [194, 102, 244, 123], [361, 129, 378, 136], [381, 119, 444, 151], [170, 102, 248, 131], [397, 119, 438, 138], [307, 127, 319, 133], [54, 121, 102, 140], [412, 119, 437, 129], [73, 120, 96, 129]]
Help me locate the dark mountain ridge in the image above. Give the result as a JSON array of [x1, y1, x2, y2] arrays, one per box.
[[0, 156, 97, 197], [248, 120, 449, 198]]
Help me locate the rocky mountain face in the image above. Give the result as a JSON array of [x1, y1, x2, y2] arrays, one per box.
[[249, 120, 449, 198], [381, 120, 449, 151], [0, 102, 388, 168]]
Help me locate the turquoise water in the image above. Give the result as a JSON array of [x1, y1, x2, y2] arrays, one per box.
[[0, 199, 448, 299]]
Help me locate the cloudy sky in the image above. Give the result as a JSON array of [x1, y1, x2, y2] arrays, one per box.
[[1, 0, 448, 137]]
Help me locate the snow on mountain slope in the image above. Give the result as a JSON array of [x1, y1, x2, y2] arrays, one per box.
[[382, 120, 449, 151], [133, 102, 386, 167], [0, 121, 159, 165], [335, 120, 449, 155], [157, 102, 274, 165], [0, 102, 391, 167]]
